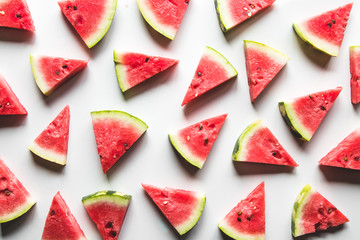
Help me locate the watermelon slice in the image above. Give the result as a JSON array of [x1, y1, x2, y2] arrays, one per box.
[[0, 0, 35, 31], [169, 114, 227, 169], [0, 74, 27, 115], [293, 3, 353, 56], [0, 159, 36, 223], [219, 182, 265, 240], [113, 51, 178, 92], [244, 40, 289, 102], [350, 46, 360, 104], [30, 54, 88, 96], [181, 46, 238, 106], [292, 185, 348, 237], [319, 128, 360, 170], [232, 120, 298, 167], [82, 190, 131, 240], [279, 87, 342, 142], [136, 0, 190, 40], [215, 0, 275, 32], [142, 183, 206, 235], [58, 0, 118, 48], [42, 192, 86, 240], [28, 105, 70, 165], [91, 110, 148, 173]]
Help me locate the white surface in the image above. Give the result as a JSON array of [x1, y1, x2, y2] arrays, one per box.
[[0, 0, 359, 239]]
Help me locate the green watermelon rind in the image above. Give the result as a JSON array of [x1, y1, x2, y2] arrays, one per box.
[[30, 54, 52, 96], [205, 46, 238, 77], [244, 40, 290, 63], [82, 190, 131, 207], [218, 221, 265, 240], [28, 142, 67, 165], [214, 0, 234, 32], [113, 50, 130, 92], [0, 196, 36, 223]]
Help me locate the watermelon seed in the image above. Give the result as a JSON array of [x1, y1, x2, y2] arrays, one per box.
[[355, 157, 359, 161], [15, 14, 21, 19], [67, 5, 71, 9], [332, 19, 336, 24], [73, 5, 78, 10], [314, 222, 322, 231], [199, 124, 203, 130], [327, 23, 332, 28], [0, 105, 2, 108], [4, 189, 11, 196], [105, 222, 113, 228], [0, 177, 6, 181], [163, 201, 168, 205], [309, 95, 313, 99], [204, 138, 209, 144], [187, 136, 190, 141], [272, 152, 277, 157], [237, 217, 242, 222], [197, 72, 202, 77], [62, 64, 68, 68], [50, 210, 55, 216], [344, 156, 348, 162], [320, 106, 326, 111], [237, 211, 242, 215], [109, 231, 117, 238], [185, 0, 189, 4], [249, 3, 255, 9], [0, 11, 5, 15], [145, 57, 150, 62], [56, 70, 60, 75], [328, 208, 336, 214], [246, 215, 252, 221], [99, 155, 103, 158]]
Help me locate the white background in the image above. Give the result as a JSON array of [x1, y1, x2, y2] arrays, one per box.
[[0, 0, 360, 239]]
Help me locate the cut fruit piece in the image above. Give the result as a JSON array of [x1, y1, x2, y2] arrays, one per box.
[[0, 159, 36, 223], [181, 46, 238, 106], [219, 182, 265, 240], [319, 128, 360, 170], [142, 183, 206, 235], [215, 0, 275, 32], [279, 87, 342, 141], [91, 110, 148, 173], [136, 0, 190, 40], [293, 3, 353, 56], [350, 46, 360, 104], [0, 0, 35, 31], [82, 190, 131, 240], [42, 192, 87, 240], [28, 106, 70, 165], [0, 74, 27, 115], [113, 51, 178, 92], [232, 120, 298, 167], [30, 54, 88, 96], [58, 0, 118, 48], [244, 40, 289, 102], [169, 114, 227, 169], [292, 185, 348, 237]]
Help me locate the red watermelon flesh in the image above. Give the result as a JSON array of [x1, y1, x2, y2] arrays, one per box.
[[350, 46, 360, 104], [42, 192, 86, 240], [219, 182, 265, 239], [319, 128, 360, 170], [169, 114, 227, 169], [142, 183, 206, 235], [0, 159, 36, 223], [114, 51, 178, 92], [0, 0, 35, 31], [0, 74, 27, 115]]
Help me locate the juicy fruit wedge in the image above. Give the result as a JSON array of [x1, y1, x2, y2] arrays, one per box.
[[319, 128, 360, 170], [0, 0, 35, 31], [219, 182, 265, 240], [350, 46, 360, 104], [169, 114, 227, 169], [58, 0, 118, 48], [279, 87, 342, 141], [232, 120, 298, 167], [28, 106, 70, 165], [181, 46, 238, 106], [114, 50, 178, 92], [0, 159, 36, 223], [91, 110, 148, 173], [292, 185, 348, 237], [136, 0, 190, 40], [293, 3, 353, 56], [0, 74, 27, 115], [82, 191, 131, 240], [244, 40, 289, 102], [42, 192, 86, 240], [30, 54, 88, 96], [142, 183, 206, 235], [215, 0, 275, 32]]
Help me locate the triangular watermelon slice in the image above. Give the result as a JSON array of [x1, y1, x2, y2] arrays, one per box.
[[41, 192, 86, 240], [82, 190, 131, 240], [279, 87, 342, 141], [30, 54, 88, 96], [244, 40, 289, 102], [169, 114, 227, 169], [142, 183, 206, 235], [136, 0, 190, 40], [181, 46, 238, 106], [28, 105, 70, 165], [319, 128, 360, 170], [219, 182, 265, 240], [0, 159, 36, 223], [113, 51, 178, 92], [232, 120, 298, 167], [292, 185, 348, 237], [350, 46, 360, 104], [91, 110, 148, 173], [293, 3, 353, 56], [0, 0, 35, 31], [0, 74, 27, 115], [58, 0, 118, 48], [215, 0, 275, 32]]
